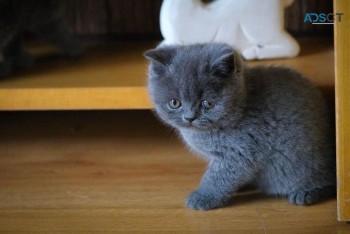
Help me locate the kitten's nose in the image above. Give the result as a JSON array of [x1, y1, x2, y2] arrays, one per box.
[[183, 115, 196, 123]]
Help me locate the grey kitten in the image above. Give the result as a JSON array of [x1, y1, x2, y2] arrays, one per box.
[[145, 43, 335, 210], [0, 0, 84, 77]]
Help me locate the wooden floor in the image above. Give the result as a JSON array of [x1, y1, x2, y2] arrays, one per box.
[[0, 111, 349, 233]]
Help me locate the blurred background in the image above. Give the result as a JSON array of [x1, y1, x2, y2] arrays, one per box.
[[62, 0, 333, 41]]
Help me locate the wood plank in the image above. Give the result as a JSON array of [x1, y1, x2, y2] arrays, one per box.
[[0, 209, 264, 233], [0, 87, 151, 110], [334, 0, 350, 221]]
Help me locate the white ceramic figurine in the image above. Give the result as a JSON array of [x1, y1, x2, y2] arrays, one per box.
[[160, 0, 300, 60]]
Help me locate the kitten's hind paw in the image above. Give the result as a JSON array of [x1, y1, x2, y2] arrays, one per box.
[[288, 191, 315, 205], [288, 185, 336, 206], [185, 190, 227, 210]]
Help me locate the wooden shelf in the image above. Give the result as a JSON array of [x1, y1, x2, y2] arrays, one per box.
[[0, 38, 334, 110], [0, 42, 156, 110]]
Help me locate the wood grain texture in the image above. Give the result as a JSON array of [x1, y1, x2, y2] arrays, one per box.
[[0, 38, 334, 110], [0, 88, 150, 110], [0, 111, 349, 232], [334, 0, 350, 221]]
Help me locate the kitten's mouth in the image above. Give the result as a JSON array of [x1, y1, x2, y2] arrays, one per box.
[[180, 122, 209, 130]]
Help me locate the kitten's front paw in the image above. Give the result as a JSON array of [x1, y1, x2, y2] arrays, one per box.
[[185, 190, 227, 210]]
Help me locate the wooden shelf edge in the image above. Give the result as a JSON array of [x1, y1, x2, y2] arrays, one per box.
[[335, 0, 350, 222], [0, 87, 153, 110]]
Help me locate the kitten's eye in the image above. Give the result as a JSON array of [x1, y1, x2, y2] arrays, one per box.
[[202, 100, 214, 109], [168, 99, 182, 109]]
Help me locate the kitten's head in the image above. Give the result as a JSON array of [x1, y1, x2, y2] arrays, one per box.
[[145, 43, 245, 130]]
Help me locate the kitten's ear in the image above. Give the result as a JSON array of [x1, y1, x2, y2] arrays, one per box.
[[144, 47, 174, 66], [144, 47, 175, 76], [210, 46, 243, 78]]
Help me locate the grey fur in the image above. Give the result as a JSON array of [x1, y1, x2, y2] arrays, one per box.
[[145, 43, 335, 210], [0, 0, 84, 77]]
